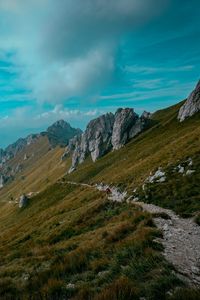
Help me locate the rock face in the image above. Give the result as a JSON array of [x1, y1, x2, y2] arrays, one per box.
[[112, 108, 138, 150], [178, 80, 200, 122], [0, 175, 5, 189], [69, 113, 115, 173], [68, 108, 151, 172], [19, 194, 29, 208], [47, 120, 82, 148]]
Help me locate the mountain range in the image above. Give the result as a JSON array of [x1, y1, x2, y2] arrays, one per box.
[[0, 80, 199, 299]]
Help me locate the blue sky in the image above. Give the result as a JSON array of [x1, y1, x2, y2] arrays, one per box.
[[0, 0, 199, 148]]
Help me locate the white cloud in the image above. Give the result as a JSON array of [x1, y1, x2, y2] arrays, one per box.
[[100, 80, 196, 102], [0, 105, 104, 133], [0, 0, 168, 104], [125, 65, 195, 74]]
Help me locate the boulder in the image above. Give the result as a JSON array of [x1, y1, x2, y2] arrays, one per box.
[[178, 80, 200, 122], [19, 194, 29, 208]]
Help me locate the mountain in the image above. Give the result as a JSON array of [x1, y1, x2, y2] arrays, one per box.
[[178, 80, 200, 121], [0, 81, 199, 299], [46, 119, 82, 148], [68, 108, 151, 173], [0, 120, 81, 190]]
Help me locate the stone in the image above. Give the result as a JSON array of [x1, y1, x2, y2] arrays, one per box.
[[0, 175, 5, 189], [19, 194, 29, 208], [68, 108, 151, 172], [178, 80, 200, 121], [177, 165, 184, 174], [146, 168, 166, 183], [186, 169, 195, 176], [112, 108, 138, 150], [69, 113, 115, 171]]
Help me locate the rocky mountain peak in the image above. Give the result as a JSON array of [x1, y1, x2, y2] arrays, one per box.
[[68, 112, 115, 173], [178, 80, 200, 122], [47, 120, 82, 148], [112, 108, 138, 150], [68, 108, 151, 172]]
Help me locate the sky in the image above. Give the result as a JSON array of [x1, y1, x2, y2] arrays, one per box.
[[0, 0, 199, 148]]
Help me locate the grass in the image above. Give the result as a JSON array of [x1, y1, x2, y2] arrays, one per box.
[[0, 182, 181, 299], [0, 101, 199, 298], [137, 152, 200, 218], [65, 103, 200, 219]]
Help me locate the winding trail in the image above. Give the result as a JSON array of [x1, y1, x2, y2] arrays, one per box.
[[66, 181, 200, 287]]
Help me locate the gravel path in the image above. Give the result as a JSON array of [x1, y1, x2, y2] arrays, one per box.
[[136, 202, 200, 287], [66, 181, 200, 287]]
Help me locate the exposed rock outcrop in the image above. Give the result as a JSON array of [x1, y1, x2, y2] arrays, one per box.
[[111, 108, 138, 150], [69, 113, 115, 173], [61, 135, 82, 161], [0, 175, 5, 189], [178, 80, 200, 122], [68, 108, 151, 172], [19, 194, 29, 208]]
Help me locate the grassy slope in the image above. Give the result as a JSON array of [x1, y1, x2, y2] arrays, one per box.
[[66, 102, 200, 217], [0, 102, 199, 299], [0, 136, 68, 204], [0, 182, 181, 300], [67, 102, 200, 187]]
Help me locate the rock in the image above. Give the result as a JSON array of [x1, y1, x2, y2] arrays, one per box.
[[66, 283, 75, 289], [111, 108, 138, 150], [178, 80, 200, 122], [69, 113, 115, 171], [0, 175, 5, 189], [19, 194, 29, 208], [111, 108, 151, 150], [61, 135, 81, 161], [68, 108, 151, 172], [188, 157, 193, 166], [177, 165, 184, 174], [146, 168, 166, 183], [186, 169, 195, 176], [6, 138, 27, 159], [141, 111, 152, 119], [86, 113, 115, 161]]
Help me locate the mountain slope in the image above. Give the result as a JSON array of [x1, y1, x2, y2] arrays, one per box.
[[46, 120, 82, 148], [0, 120, 81, 198], [0, 94, 199, 299]]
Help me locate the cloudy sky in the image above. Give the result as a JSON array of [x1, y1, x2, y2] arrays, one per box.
[[0, 0, 199, 147]]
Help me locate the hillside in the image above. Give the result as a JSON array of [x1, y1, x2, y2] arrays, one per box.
[[0, 120, 81, 201], [0, 89, 200, 299]]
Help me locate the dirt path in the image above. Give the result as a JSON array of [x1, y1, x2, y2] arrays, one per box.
[[135, 202, 200, 287], [66, 181, 200, 287]]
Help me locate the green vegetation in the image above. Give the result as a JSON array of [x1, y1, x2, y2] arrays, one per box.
[[66, 103, 200, 219], [137, 152, 200, 218], [0, 182, 182, 299], [0, 101, 199, 299]]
